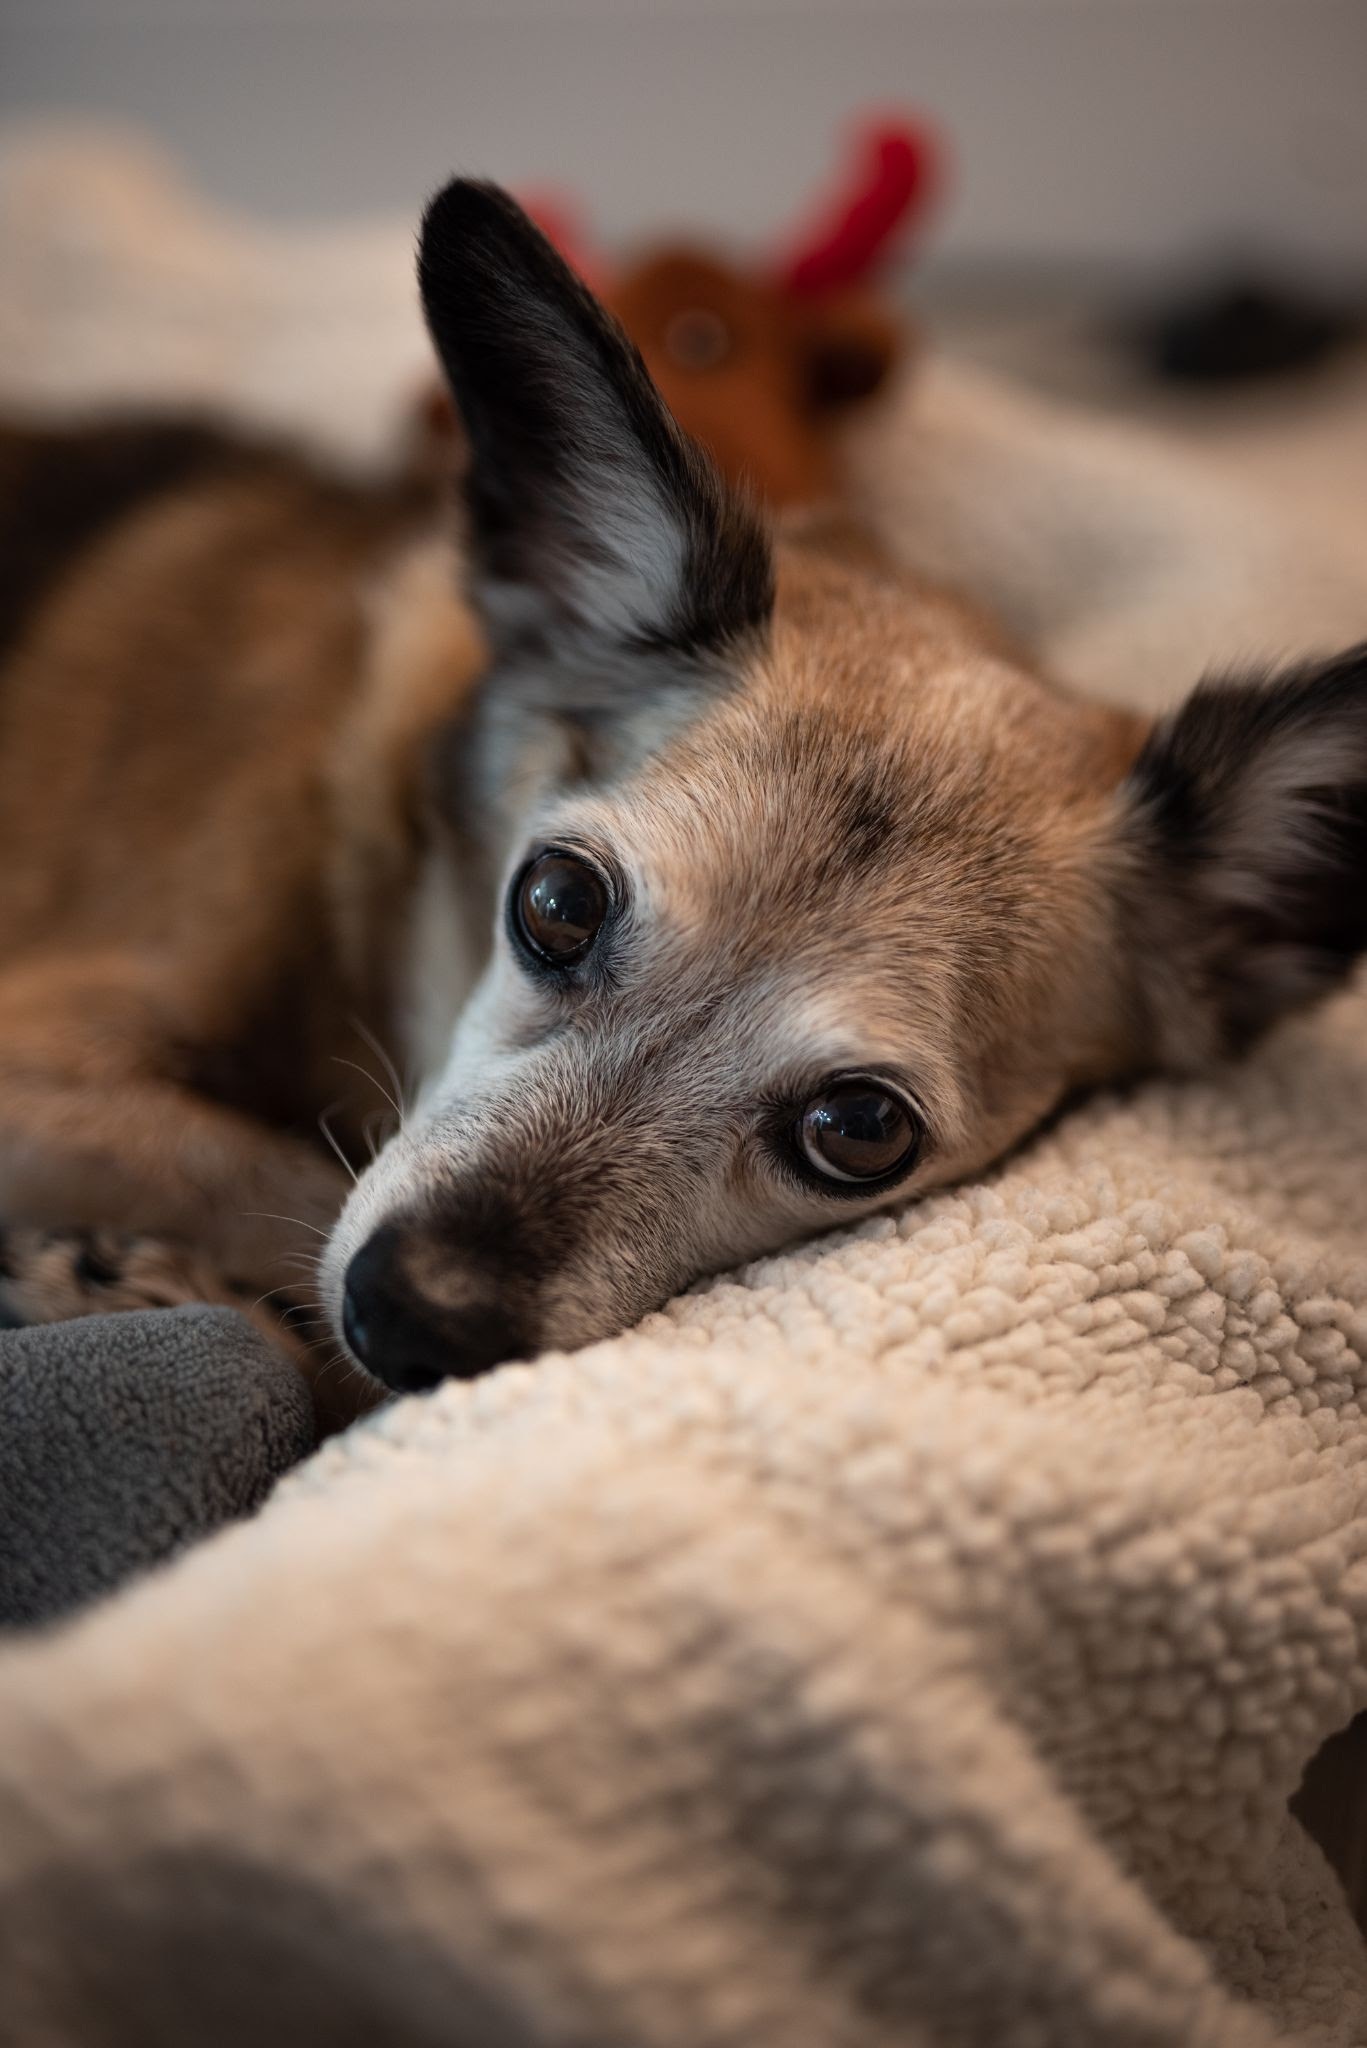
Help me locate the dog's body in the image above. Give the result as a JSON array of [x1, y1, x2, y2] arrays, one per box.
[[2, 182, 1366, 1415], [0, 419, 484, 1404]]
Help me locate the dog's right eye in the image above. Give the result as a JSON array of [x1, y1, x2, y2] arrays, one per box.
[[511, 851, 608, 966], [796, 1077, 921, 1188]]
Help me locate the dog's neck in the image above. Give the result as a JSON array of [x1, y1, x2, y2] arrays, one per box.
[[320, 530, 486, 1046]]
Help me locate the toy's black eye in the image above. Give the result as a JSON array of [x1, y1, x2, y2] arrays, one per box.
[[662, 307, 733, 371], [512, 851, 608, 966], [798, 1078, 921, 1186]]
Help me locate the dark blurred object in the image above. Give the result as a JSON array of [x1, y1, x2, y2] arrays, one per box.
[[1292, 1709, 1367, 1933], [1140, 275, 1362, 386]]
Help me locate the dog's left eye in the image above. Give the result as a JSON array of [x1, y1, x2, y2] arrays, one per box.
[[512, 851, 608, 966], [797, 1078, 921, 1186]]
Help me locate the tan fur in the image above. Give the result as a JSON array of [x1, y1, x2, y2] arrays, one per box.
[[726, 542, 1150, 1160], [320, 519, 1165, 1380], [0, 426, 1148, 1417], [0, 444, 483, 1417], [11, 178, 1355, 1402]]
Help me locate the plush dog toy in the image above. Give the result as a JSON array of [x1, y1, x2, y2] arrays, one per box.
[[415, 116, 939, 506]]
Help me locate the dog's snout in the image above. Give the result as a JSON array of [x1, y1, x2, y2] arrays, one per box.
[[341, 1224, 528, 1393]]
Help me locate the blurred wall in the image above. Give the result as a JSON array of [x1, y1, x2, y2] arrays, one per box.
[[2, 0, 1365, 275]]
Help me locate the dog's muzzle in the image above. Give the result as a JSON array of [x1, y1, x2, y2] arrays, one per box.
[[341, 1222, 530, 1393]]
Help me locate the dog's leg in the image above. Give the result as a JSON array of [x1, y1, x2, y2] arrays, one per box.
[[0, 1051, 373, 1422], [0, 1054, 348, 1279], [0, 1222, 312, 1347], [0, 1219, 376, 1429], [0, 954, 389, 1417], [0, 968, 349, 1267]]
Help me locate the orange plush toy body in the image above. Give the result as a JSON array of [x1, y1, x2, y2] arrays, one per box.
[[418, 118, 939, 509]]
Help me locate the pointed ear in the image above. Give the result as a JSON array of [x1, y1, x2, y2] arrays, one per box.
[[418, 179, 773, 655], [1122, 647, 1367, 1057]]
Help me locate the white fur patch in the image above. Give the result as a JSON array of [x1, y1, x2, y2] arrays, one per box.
[[1214, 718, 1366, 914], [400, 853, 484, 1103]]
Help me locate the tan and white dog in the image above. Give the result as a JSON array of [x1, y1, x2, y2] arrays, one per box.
[[1, 178, 1365, 1414]]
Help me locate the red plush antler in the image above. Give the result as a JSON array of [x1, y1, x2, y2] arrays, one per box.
[[771, 117, 939, 299]]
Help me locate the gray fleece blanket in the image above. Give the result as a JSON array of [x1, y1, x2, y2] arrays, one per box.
[[0, 1307, 315, 1628]]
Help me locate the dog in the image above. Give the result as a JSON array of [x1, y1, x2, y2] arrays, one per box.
[[1, 178, 1365, 1415]]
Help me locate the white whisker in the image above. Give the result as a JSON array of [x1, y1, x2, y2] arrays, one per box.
[[317, 1108, 360, 1187], [351, 1015, 410, 1120], [251, 1281, 303, 1313], [241, 1211, 330, 1241], [333, 1055, 405, 1130]]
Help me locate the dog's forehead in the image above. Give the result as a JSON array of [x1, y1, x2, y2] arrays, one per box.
[[578, 647, 1061, 943], [520, 554, 1133, 1101], [542, 695, 1012, 1071]]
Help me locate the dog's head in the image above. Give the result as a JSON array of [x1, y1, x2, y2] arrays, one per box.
[[325, 179, 1367, 1394]]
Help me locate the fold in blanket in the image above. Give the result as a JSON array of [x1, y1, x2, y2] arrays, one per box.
[[1, 983, 1366, 2046]]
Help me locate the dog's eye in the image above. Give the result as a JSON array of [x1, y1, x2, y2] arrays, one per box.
[[512, 851, 608, 966], [798, 1078, 920, 1186]]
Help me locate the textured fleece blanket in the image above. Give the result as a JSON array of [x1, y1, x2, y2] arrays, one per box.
[[0, 1307, 314, 1629], [4, 1010, 1367, 2047], [2, 129, 1367, 2048]]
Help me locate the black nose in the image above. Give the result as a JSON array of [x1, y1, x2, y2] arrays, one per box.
[[341, 1224, 529, 1394]]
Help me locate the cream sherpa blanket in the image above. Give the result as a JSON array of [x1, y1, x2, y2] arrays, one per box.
[[2, 130, 1367, 2048]]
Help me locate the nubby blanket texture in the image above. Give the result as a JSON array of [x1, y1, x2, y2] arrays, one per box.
[[2, 995, 1367, 2045]]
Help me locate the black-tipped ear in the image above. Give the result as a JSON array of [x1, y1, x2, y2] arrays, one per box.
[[418, 179, 772, 655], [1124, 646, 1367, 1056]]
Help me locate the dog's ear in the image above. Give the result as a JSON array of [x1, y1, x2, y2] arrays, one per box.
[[1122, 646, 1367, 1058], [418, 178, 773, 656]]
